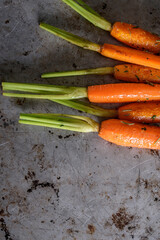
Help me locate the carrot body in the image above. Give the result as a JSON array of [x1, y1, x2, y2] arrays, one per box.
[[114, 64, 160, 83], [100, 44, 160, 70], [99, 119, 160, 149], [87, 83, 160, 103], [118, 102, 160, 123], [111, 22, 160, 54]]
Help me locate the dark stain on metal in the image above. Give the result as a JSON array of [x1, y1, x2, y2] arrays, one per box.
[[0, 218, 13, 240], [23, 51, 31, 56], [72, 63, 77, 69], [5, 20, 10, 24], [112, 208, 134, 230], [87, 224, 96, 234], [141, 179, 160, 200], [25, 171, 36, 181], [16, 98, 25, 106], [102, 3, 107, 10], [27, 180, 59, 199]]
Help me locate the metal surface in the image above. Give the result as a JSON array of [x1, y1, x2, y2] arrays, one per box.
[[0, 0, 160, 239]]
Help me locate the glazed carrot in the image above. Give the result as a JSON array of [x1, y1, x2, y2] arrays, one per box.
[[3, 82, 160, 104], [118, 102, 160, 123], [111, 22, 160, 54], [87, 83, 160, 103], [62, 0, 160, 53], [100, 44, 160, 70], [99, 119, 160, 149], [3, 82, 160, 122], [114, 64, 160, 83], [42, 64, 160, 84], [19, 113, 160, 149], [39, 23, 160, 70]]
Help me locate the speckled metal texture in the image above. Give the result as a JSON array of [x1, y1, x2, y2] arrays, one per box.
[[0, 0, 160, 239]]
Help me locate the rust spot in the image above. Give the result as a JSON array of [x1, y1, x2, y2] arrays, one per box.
[[16, 98, 25, 105], [112, 208, 134, 230], [87, 224, 95, 234], [0, 218, 13, 240], [27, 180, 59, 199], [25, 171, 35, 181]]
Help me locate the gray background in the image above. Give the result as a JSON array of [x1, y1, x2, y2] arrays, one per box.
[[0, 0, 160, 239]]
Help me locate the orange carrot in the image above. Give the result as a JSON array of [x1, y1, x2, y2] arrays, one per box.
[[87, 83, 160, 103], [3, 82, 160, 104], [39, 23, 160, 70], [99, 119, 160, 149], [42, 64, 160, 84], [100, 44, 160, 70], [114, 64, 160, 83], [19, 113, 160, 149], [62, 0, 160, 53], [111, 22, 160, 54], [118, 102, 160, 123]]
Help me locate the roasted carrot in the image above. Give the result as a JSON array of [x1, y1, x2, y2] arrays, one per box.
[[3, 82, 160, 122], [3, 82, 160, 104], [39, 23, 160, 70], [118, 102, 160, 123], [99, 119, 160, 149], [19, 113, 160, 150], [111, 22, 160, 54], [114, 64, 160, 83], [87, 83, 160, 103], [62, 0, 160, 53], [42, 64, 160, 84]]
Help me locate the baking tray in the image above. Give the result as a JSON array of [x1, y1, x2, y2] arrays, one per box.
[[0, 0, 160, 239]]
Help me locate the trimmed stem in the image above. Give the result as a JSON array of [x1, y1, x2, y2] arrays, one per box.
[[62, 0, 112, 31], [41, 67, 114, 78], [2, 82, 88, 100], [51, 99, 118, 118], [39, 23, 101, 52], [19, 113, 99, 132]]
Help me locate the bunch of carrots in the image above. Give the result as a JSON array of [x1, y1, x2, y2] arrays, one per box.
[[2, 0, 160, 150]]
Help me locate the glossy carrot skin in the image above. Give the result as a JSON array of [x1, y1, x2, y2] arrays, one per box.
[[87, 83, 160, 103], [100, 44, 160, 70], [118, 102, 160, 123], [114, 64, 160, 83], [111, 22, 160, 54], [99, 119, 160, 149]]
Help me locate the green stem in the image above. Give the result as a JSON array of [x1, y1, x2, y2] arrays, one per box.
[[41, 67, 114, 78], [2, 82, 118, 118], [39, 23, 101, 52], [62, 0, 112, 31], [19, 113, 99, 132], [51, 99, 118, 118], [2, 82, 87, 100]]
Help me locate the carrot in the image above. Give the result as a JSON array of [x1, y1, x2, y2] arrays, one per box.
[[62, 0, 160, 53], [39, 23, 160, 70], [111, 22, 160, 54], [114, 64, 160, 83], [100, 44, 160, 70], [3, 82, 160, 122], [19, 113, 160, 149], [118, 102, 160, 123], [42, 64, 160, 84], [87, 83, 160, 103], [99, 119, 160, 149], [3, 82, 160, 104]]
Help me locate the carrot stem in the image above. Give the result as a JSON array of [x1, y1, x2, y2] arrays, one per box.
[[51, 99, 118, 118], [62, 0, 111, 31], [41, 67, 114, 78], [2, 82, 87, 100], [39, 23, 100, 52], [19, 113, 99, 132]]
